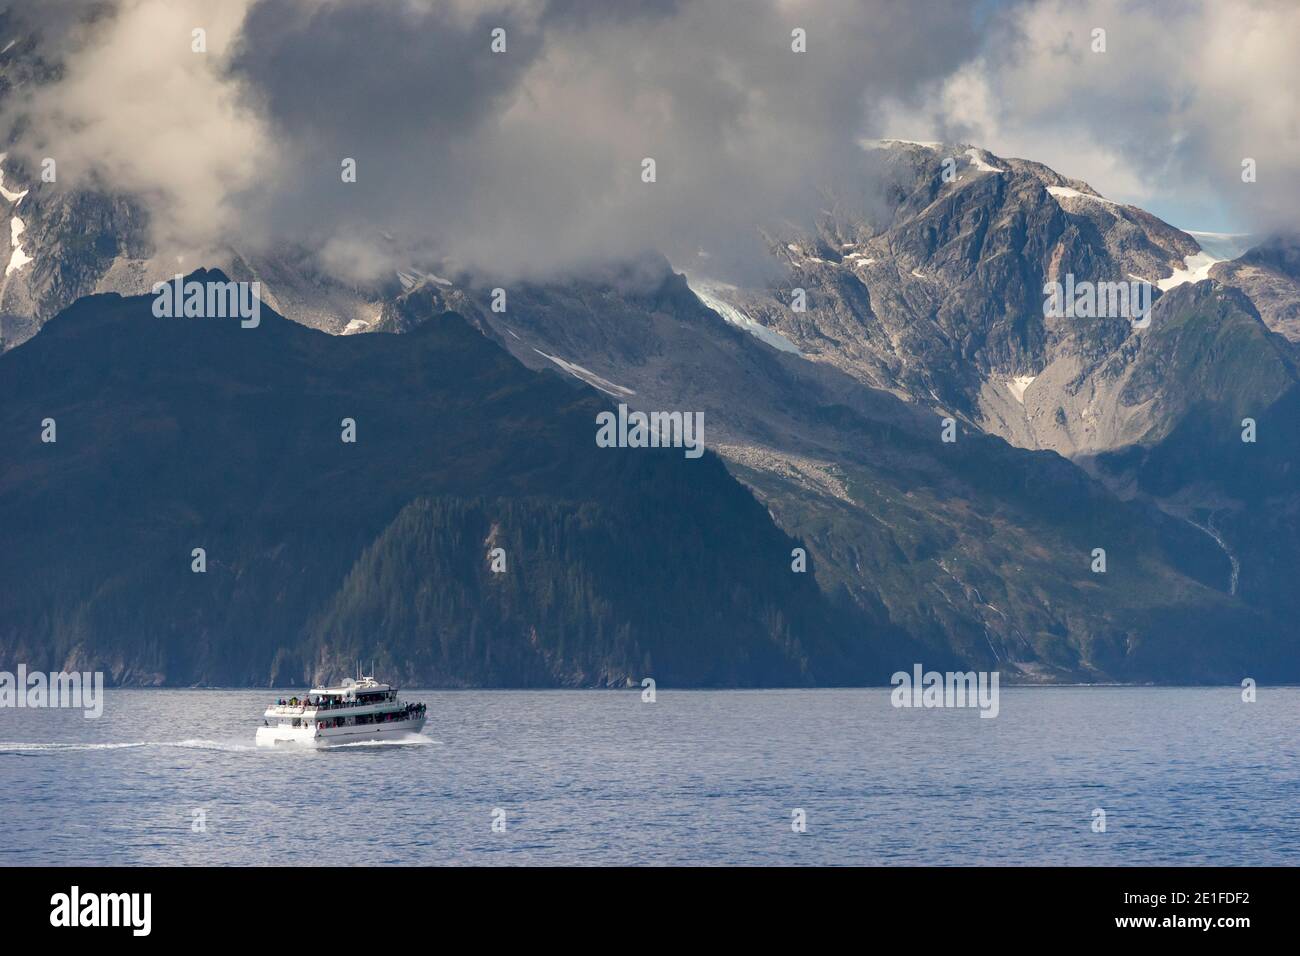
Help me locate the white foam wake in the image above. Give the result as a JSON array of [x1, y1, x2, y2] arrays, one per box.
[[0, 741, 149, 752], [1, 734, 437, 754], [325, 734, 436, 748], [2, 739, 262, 754]]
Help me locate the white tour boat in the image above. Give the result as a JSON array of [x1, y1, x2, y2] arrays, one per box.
[[255, 675, 427, 747]]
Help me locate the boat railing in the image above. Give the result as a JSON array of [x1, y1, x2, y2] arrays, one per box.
[[268, 693, 405, 715]]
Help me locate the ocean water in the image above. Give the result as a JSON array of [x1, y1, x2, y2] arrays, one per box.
[[0, 687, 1295, 866]]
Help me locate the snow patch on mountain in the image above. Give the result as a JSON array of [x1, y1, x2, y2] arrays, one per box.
[[1047, 185, 1117, 207], [534, 349, 636, 398], [397, 269, 452, 292], [1006, 375, 1036, 404], [687, 277, 802, 356], [865, 138, 941, 150], [964, 148, 1006, 173], [0, 154, 28, 204], [6, 215, 32, 276], [1158, 251, 1220, 291]]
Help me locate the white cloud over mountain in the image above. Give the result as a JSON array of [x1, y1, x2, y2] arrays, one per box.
[[2, 0, 1295, 277]]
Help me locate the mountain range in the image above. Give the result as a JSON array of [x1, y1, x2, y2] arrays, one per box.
[[1, 126, 1297, 685]]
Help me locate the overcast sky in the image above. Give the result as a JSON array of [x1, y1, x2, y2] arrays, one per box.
[[3, 0, 1294, 281]]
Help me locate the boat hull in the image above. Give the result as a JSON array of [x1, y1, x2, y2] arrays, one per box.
[[255, 714, 426, 748]]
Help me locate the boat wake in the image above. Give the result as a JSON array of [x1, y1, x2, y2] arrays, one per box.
[[0, 739, 256, 754], [0, 741, 151, 753], [325, 733, 435, 749], [0, 734, 436, 754]]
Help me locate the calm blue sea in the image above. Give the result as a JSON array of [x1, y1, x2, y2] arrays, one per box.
[[1, 687, 1295, 866]]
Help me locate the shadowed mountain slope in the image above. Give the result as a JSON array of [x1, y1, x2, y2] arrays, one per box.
[[0, 272, 884, 686]]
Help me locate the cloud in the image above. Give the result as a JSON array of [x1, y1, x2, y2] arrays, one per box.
[[222, 0, 984, 282], [880, 0, 1300, 233], [4, 0, 1295, 281], [1, 0, 273, 256]]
